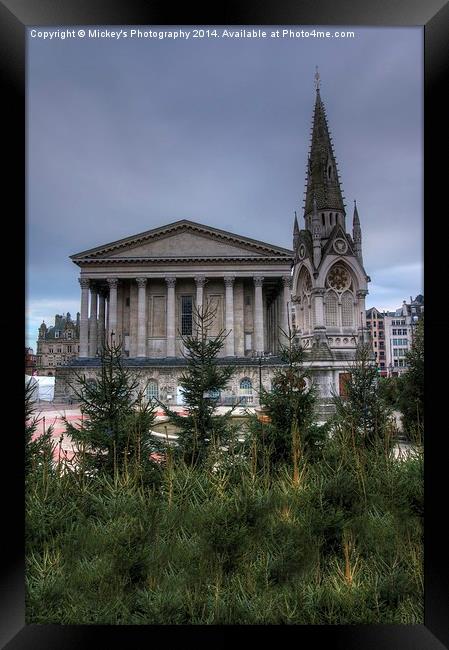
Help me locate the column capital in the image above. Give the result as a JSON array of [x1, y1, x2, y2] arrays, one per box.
[[107, 277, 119, 288], [79, 278, 90, 289], [89, 284, 99, 295], [253, 275, 264, 287], [356, 289, 368, 298], [136, 277, 148, 288], [282, 275, 293, 288], [165, 276, 176, 288], [312, 287, 326, 296], [194, 275, 207, 287], [224, 275, 235, 287]]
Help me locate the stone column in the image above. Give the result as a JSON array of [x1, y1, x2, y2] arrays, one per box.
[[195, 275, 206, 318], [107, 278, 118, 346], [281, 275, 292, 339], [312, 288, 326, 328], [78, 278, 90, 358], [165, 277, 176, 357], [136, 277, 148, 357], [97, 289, 106, 351], [312, 288, 326, 343], [357, 289, 369, 341], [224, 275, 235, 357], [88, 285, 98, 357], [254, 276, 264, 354]]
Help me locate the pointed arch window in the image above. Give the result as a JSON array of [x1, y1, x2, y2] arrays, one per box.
[[146, 379, 159, 402], [341, 292, 354, 327], [325, 292, 338, 327]]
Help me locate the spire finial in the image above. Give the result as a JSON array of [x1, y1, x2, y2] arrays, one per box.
[[314, 66, 320, 91]]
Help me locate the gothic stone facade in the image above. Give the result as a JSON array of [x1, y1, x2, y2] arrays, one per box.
[[56, 80, 371, 417]]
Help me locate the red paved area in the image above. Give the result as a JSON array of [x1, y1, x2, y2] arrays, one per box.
[[27, 402, 187, 468]]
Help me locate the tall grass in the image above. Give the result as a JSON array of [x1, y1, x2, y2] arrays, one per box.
[[25, 422, 423, 625]]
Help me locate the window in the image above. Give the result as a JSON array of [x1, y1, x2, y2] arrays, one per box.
[[393, 349, 398, 357], [374, 342, 377, 348], [181, 295, 193, 335], [239, 378, 253, 404], [67, 345, 72, 353], [322, 214, 325, 226], [126, 297, 130, 307], [379, 352, 385, 358], [394, 359, 399, 367], [379, 342, 384, 350], [392, 329, 397, 335], [146, 380, 159, 402], [341, 292, 353, 327], [67, 331, 72, 339], [325, 292, 338, 327], [55, 331, 59, 338], [378, 321, 384, 329]]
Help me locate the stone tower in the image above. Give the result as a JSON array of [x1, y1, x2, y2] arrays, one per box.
[[291, 71, 371, 417]]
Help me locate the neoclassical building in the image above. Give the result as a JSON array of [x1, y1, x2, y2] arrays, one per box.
[[56, 220, 294, 406], [57, 75, 371, 416]]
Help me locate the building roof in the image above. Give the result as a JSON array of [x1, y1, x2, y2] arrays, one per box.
[[70, 219, 294, 265], [304, 88, 345, 217]]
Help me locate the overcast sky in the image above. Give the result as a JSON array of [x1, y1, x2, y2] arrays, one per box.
[[26, 26, 423, 350]]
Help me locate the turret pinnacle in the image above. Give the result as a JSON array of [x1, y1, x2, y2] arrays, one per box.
[[352, 199, 363, 264], [304, 73, 345, 225], [353, 199, 360, 226], [293, 211, 300, 252]]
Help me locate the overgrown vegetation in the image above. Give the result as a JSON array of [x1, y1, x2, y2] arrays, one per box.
[[25, 326, 424, 625], [63, 337, 157, 479], [378, 317, 424, 442]]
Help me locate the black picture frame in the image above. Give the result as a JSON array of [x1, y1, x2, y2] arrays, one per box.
[[3, 0, 448, 648]]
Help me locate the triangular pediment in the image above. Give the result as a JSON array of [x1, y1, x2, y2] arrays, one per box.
[[320, 224, 357, 262], [71, 220, 293, 261]]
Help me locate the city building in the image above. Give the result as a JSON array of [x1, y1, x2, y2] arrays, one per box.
[[56, 74, 371, 418], [36, 313, 80, 376], [365, 308, 387, 374], [366, 294, 423, 377]]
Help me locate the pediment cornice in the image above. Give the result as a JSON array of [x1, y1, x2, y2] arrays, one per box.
[[71, 220, 293, 261]]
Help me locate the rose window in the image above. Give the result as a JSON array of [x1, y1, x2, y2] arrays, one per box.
[[327, 265, 350, 292]]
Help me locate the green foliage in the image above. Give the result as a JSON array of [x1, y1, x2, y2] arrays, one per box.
[[247, 327, 319, 467], [26, 428, 423, 624], [25, 325, 423, 625], [162, 302, 237, 466], [64, 336, 157, 477], [332, 342, 393, 448], [396, 318, 424, 439]]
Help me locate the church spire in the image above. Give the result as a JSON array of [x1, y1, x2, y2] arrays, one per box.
[[304, 70, 345, 233]]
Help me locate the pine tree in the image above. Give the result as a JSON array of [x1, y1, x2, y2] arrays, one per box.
[[397, 317, 424, 440], [332, 341, 392, 448], [64, 335, 156, 475], [251, 326, 319, 467], [162, 301, 236, 466]]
